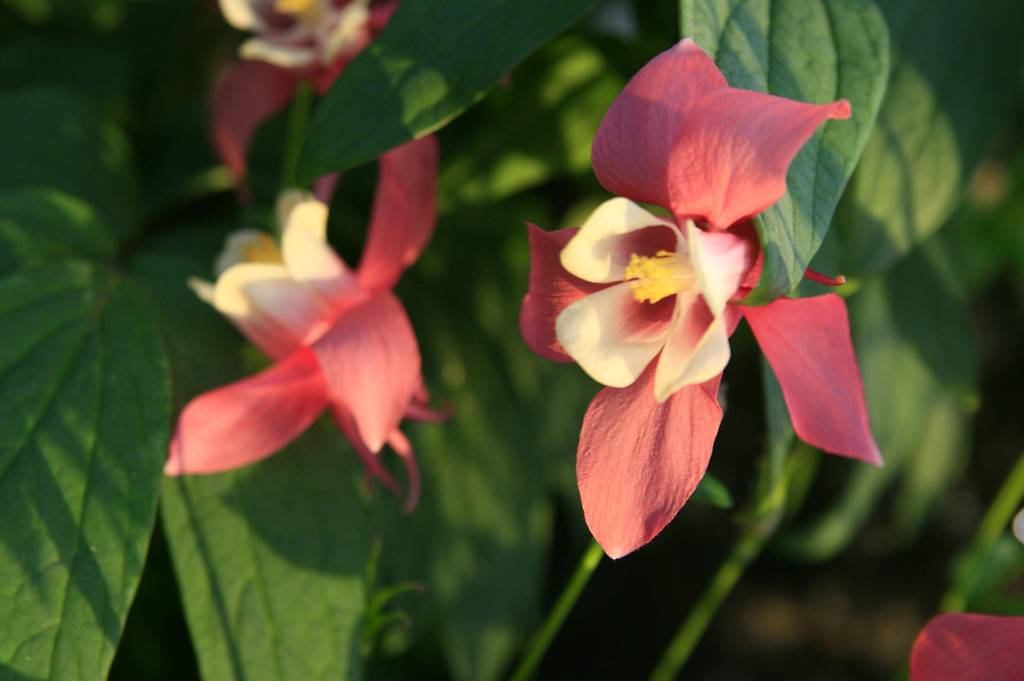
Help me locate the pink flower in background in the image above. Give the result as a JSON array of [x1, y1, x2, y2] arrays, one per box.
[[166, 136, 440, 508], [910, 613, 1024, 681], [211, 0, 398, 186], [520, 39, 880, 558]]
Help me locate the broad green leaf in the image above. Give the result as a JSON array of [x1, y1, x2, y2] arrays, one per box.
[[843, 0, 1024, 272], [681, 0, 889, 303], [0, 189, 118, 273], [0, 35, 131, 106], [437, 34, 626, 210], [296, 0, 596, 182], [0, 262, 169, 680], [160, 438, 372, 681], [778, 250, 973, 560], [0, 88, 141, 238]]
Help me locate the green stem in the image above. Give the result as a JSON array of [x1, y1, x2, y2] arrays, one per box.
[[279, 80, 316, 193], [940, 449, 1024, 612], [647, 524, 769, 681], [508, 539, 605, 681]]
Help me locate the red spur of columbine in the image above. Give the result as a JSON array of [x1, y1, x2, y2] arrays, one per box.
[[211, 0, 398, 187], [520, 39, 881, 558], [166, 136, 440, 509]]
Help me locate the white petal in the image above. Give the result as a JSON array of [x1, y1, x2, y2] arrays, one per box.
[[214, 228, 281, 275], [653, 293, 731, 401], [555, 283, 671, 388], [219, 0, 258, 30], [279, 195, 363, 311], [686, 220, 751, 316], [560, 197, 678, 283], [213, 262, 328, 359], [239, 38, 317, 68], [323, 0, 370, 62]]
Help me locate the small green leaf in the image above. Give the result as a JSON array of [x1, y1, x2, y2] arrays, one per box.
[[297, 0, 596, 182], [0, 87, 141, 238], [843, 0, 1024, 272], [690, 473, 734, 509], [681, 0, 889, 303], [0, 263, 170, 680]]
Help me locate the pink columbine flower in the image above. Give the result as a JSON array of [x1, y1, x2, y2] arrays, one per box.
[[211, 0, 398, 186], [520, 38, 881, 558], [910, 613, 1024, 680], [166, 136, 440, 509]]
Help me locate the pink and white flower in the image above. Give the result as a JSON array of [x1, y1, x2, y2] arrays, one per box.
[[211, 0, 398, 186], [521, 38, 880, 558], [166, 136, 440, 508]]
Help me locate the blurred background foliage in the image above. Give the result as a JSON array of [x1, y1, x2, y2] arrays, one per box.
[[0, 0, 1023, 679]]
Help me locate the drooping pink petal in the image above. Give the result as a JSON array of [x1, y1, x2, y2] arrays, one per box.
[[356, 136, 439, 294], [165, 347, 330, 475], [667, 87, 850, 230], [576, 363, 724, 558], [312, 292, 420, 453], [742, 294, 882, 465], [591, 38, 727, 210], [519, 224, 605, 363], [330, 404, 401, 494], [211, 60, 298, 189], [386, 428, 420, 511], [556, 282, 674, 388], [910, 614, 1024, 681]]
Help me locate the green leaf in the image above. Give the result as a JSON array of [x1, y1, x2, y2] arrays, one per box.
[[681, 0, 889, 303], [0, 189, 119, 273], [161, 435, 372, 681], [436, 34, 626, 210], [690, 473, 734, 509], [0, 262, 170, 680], [0, 87, 141, 238], [843, 0, 1024, 272], [296, 0, 597, 182]]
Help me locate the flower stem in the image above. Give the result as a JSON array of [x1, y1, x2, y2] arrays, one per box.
[[279, 80, 316, 192], [646, 522, 769, 681], [940, 449, 1024, 612], [508, 539, 605, 681]]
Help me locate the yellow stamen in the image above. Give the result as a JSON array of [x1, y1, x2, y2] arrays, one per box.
[[242, 233, 284, 264], [273, 0, 316, 17], [623, 250, 694, 304]]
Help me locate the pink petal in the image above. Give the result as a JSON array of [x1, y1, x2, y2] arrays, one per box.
[[357, 136, 439, 295], [911, 614, 1024, 681], [667, 88, 850, 230], [211, 60, 298, 190], [312, 292, 420, 453], [742, 294, 882, 465], [369, 0, 399, 31], [165, 348, 330, 475], [519, 224, 605, 363], [592, 38, 727, 210], [576, 363, 723, 558]]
